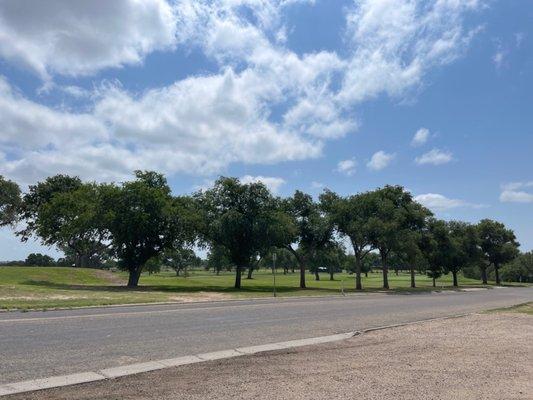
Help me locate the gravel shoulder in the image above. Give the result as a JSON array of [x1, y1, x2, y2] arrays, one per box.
[[7, 312, 532, 400]]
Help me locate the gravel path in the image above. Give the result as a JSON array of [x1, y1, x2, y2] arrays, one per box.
[[7, 312, 532, 400]]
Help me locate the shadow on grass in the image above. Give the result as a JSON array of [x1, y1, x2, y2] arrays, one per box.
[[19, 279, 499, 297]]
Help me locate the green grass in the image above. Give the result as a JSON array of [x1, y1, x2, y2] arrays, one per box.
[[0, 266, 495, 310], [487, 302, 533, 315]]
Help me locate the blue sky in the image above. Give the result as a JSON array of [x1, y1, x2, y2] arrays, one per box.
[[0, 0, 532, 259]]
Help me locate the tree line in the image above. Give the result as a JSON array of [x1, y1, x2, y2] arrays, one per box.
[[0, 172, 527, 289]]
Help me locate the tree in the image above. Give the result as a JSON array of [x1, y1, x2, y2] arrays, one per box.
[[31, 183, 109, 268], [18, 175, 82, 241], [162, 247, 200, 276], [420, 219, 480, 287], [321, 190, 376, 290], [102, 171, 192, 287], [477, 219, 520, 285], [284, 191, 334, 287], [500, 252, 533, 283], [0, 175, 21, 228], [308, 242, 345, 281], [367, 186, 431, 289], [446, 221, 481, 287], [259, 247, 297, 274], [25, 253, 55, 266], [195, 177, 294, 289], [419, 218, 445, 287], [207, 244, 232, 275], [391, 231, 425, 288]]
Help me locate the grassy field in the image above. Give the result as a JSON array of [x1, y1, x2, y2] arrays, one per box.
[[0, 266, 496, 310]]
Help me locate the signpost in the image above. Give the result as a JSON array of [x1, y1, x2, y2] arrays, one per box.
[[272, 252, 277, 298]]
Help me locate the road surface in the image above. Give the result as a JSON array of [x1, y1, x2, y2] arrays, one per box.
[[1, 287, 532, 384]]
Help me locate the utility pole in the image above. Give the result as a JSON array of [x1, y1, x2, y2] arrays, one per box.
[[272, 252, 277, 298]]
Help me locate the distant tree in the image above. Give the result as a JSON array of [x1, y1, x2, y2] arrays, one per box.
[[284, 190, 334, 287], [367, 186, 431, 289], [477, 219, 520, 285], [207, 244, 232, 275], [162, 247, 200, 276], [321, 191, 376, 290], [258, 247, 297, 274], [195, 177, 294, 289], [308, 242, 345, 281], [144, 256, 162, 275], [25, 253, 55, 266], [102, 171, 193, 287], [500, 252, 533, 283], [0, 175, 21, 228]]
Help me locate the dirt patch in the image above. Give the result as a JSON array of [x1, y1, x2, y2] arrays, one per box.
[[167, 292, 234, 302], [93, 270, 126, 285], [9, 312, 532, 400]]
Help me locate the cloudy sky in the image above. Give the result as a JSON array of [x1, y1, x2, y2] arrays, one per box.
[[0, 0, 532, 259]]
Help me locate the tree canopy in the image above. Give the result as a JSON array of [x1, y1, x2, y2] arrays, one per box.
[[102, 171, 193, 287], [195, 177, 295, 289], [0, 175, 21, 228], [477, 219, 520, 285]]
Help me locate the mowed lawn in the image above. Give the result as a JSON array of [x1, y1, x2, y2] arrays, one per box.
[[0, 266, 491, 310]]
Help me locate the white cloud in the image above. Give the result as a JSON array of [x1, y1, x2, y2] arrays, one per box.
[[311, 181, 324, 189], [415, 193, 485, 211], [492, 50, 505, 69], [367, 150, 395, 171], [0, 0, 483, 185], [336, 159, 357, 176], [500, 182, 533, 203], [0, 73, 323, 184], [339, 0, 483, 103], [240, 175, 286, 194], [411, 127, 430, 146], [0, 0, 177, 79], [415, 149, 453, 165]]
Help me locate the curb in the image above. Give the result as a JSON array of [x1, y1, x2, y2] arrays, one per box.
[[0, 313, 471, 397]]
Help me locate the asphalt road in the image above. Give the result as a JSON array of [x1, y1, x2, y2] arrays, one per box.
[[1, 287, 532, 384]]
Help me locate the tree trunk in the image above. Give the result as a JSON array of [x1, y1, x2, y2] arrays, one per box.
[[247, 265, 254, 279], [410, 267, 415, 288], [354, 254, 363, 290], [364, 271, 368, 278], [127, 267, 142, 287], [452, 270, 458, 287], [481, 267, 488, 285], [494, 264, 501, 285], [329, 267, 334, 281], [315, 269, 320, 281], [395, 266, 399, 276], [299, 262, 306, 289], [176, 268, 180, 276], [381, 252, 389, 289], [234, 265, 242, 289], [288, 247, 306, 289], [432, 276, 436, 287]]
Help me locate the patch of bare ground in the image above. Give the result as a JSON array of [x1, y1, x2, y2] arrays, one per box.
[[93, 269, 126, 285], [167, 292, 234, 302], [8, 313, 532, 400]]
